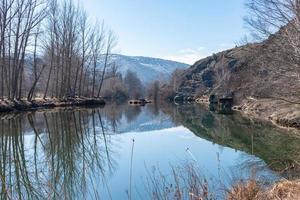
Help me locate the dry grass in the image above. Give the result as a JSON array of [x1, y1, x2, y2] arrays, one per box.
[[144, 163, 217, 200], [227, 180, 261, 200], [264, 180, 300, 200], [145, 162, 300, 200], [227, 179, 300, 200]]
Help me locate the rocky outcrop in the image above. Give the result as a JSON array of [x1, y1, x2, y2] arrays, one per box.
[[176, 45, 257, 103], [176, 31, 300, 105], [175, 28, 300, 129]]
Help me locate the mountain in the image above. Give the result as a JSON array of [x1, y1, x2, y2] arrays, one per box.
[[102, 54, 189, 84]]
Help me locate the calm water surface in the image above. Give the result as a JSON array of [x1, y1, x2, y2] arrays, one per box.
[[0, 103, 299, 199]]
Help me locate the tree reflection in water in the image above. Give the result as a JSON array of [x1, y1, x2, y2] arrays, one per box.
[[159, 104, 300, 179], [0, 109, 117, 200]]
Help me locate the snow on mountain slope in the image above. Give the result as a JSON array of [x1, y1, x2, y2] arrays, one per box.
[[99, 54, 189, 84]]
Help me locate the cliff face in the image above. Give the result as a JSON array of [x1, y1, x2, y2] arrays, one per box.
[[176, 32, 300, 105]]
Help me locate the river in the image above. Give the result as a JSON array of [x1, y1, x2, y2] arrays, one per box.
[[0, 103, 299, 199]]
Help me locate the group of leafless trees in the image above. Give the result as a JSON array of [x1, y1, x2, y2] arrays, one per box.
[[0, 0, 116, 101], [99, 67, 146, 100], [148, 68, 185, 101]]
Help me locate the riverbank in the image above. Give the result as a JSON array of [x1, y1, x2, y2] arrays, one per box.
[[0, 98, 106, 113], [195, 96, 300, 132], [234, 98, 300, 131]]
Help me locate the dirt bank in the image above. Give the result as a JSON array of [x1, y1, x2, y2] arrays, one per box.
[[0, 98, 106, 113], [234, 98, 300, 131]]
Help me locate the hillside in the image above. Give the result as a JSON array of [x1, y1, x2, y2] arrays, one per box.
[[99, 54, 189, 84], [175, 29, 300, 129]]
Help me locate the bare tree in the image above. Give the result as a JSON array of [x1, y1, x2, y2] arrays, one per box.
[[245, 0, 300, 102], [77, 10, 90, 97], [0, 0, 16, 99], [97, 29, 117, 98], [124, 70, 144, 99], [245, 0, 296, 39], [147, 80, 160, 102], [43, 0, 58, 99], [245, 0, 300, 66], [0, 0, 47, 100], [27, 27, 46, 101], [90, 21, 105, 97]]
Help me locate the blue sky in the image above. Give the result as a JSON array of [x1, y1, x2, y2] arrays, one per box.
[[82, 0, 248, 64]]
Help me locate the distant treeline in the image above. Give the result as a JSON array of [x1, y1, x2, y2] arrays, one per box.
[[102, 67, 184, 102]]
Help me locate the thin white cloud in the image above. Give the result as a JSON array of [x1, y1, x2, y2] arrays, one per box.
[[219, 43, 229, 47], [162, 47, 209, 65], [217, 43, 235, 52], [161, 44, 236, 65]]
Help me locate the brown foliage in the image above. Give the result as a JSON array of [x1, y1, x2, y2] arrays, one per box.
[[227, 180, 300, 200]]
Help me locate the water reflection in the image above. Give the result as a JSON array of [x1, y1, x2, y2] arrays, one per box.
[[0, 103, 299, 199], [0, 109, 117, 199], [161, 104, 300, 178]]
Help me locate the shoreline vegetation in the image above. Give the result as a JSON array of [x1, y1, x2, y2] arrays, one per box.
[[0, 97, 105, 113], [146, 163, 300, 200], [150, 178, 300, 200]]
